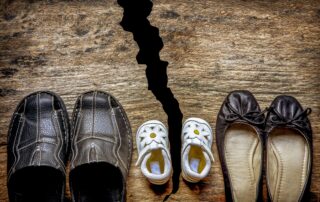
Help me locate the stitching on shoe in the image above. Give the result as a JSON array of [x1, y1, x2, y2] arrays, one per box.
[[8, 98, 25, 138], [96, 91, 132, 175], [224, 132, 256, 200], [17, 140, 57, 150], [300, 142, 307, 196], [7, 114, 18, 180], [270, 139, 284, 201], [116, 99, 132, 174], [52, 93, 68, 172], [51, 96, 61, 168], [224, 150, 238, 200], [70, 105, 78, 166], [54, 94, 68, 168], [36, 93, 40, 142], [15, 116, 25, 164], [71, 108, 83, 168], [71, 94, 83, 168], [59, 107, 68, 154], [8, 97, 27, 179], [7, 115, 25, 179], [8, 91, 49, 137], [268, 131, 309, 201], [52, 111, 67, 173], [104, 91, 132, 175], [109, 96, 119, 167], [113, 107, 125, 170], [9, 92, 69, 177], [75, 136, 115, 144], [92, 92, 96, 138], [268, 140, 279, 200], [9, 117, 25, 178], [71, 97, 81, 134], [245, 136, 256, 198], [73, 115, 84, 144], [70, 91, 132, 176], [45, 93, 69, 141], [248, 138, 259, 196]]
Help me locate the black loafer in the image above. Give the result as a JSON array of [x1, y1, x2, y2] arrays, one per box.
[[265, 95, 312, 202], [7, 91, 70, 202], [216, 90, 265, 202], [69, 91, 132, 202]]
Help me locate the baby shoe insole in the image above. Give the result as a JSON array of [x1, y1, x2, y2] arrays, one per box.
[[149, 161, 161, 174], [267, 128, 309, 202], [190, 158, 200, 173], [224, 123, 262, 202], [70, 162, 123, 202], [9, 166, 64, 202], [146, 149, 165, 174], [188, 145, 206, 173]]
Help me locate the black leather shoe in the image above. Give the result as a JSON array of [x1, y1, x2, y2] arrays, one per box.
[[216, 90, 265, 202], [7, 91, 70, 202], [69, 91, 132, 202], [265, 95, 312, 202]]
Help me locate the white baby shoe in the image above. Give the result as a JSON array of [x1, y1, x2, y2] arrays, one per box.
[[181, 118, 214, 183], [135, 120, 172, 185]]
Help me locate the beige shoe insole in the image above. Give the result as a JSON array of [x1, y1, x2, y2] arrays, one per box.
[[267, 128, 309, 202], [224, 123, 262, 202]]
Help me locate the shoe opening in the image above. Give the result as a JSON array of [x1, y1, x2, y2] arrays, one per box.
[[146, 149, 165, 174], [8, 166, 65, 202], [188, 145, 206, 173], [69, 162, 124, 202]]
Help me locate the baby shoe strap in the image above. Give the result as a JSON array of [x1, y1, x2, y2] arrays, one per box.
[[136, 143, 171, 166], [182, 138, 214, 162]]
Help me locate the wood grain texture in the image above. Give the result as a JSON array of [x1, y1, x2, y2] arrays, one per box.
[[0, 0, 319, 201]]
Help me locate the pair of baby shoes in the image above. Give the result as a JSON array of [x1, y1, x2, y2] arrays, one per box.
[[135, 118, 214, 185]]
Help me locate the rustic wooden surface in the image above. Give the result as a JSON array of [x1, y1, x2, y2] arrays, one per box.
[[0, 0, 319, 201]]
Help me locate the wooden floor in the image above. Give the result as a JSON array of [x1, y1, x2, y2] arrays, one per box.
[[0, 0, 319, 201]]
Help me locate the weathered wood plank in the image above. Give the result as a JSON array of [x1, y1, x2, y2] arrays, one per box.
[[0, 0, 319, 201]]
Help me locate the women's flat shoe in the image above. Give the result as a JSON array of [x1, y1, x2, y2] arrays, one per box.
[[216, 90, 265, 202], [7, 91, 70, 202], [181, 117, 214, 183], [135, 120, 172, 185], [69, 91, 132, 202], [265, 95, 312, 202]]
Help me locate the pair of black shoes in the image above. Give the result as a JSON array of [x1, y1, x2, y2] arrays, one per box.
[[216, 90, 312, 202], [7, 91, 132, 202]]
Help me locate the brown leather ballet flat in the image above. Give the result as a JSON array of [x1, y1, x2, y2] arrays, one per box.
[[216, 90, 265, 202]]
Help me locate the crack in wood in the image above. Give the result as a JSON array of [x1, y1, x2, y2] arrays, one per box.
[[117, 0, 183, 200]]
